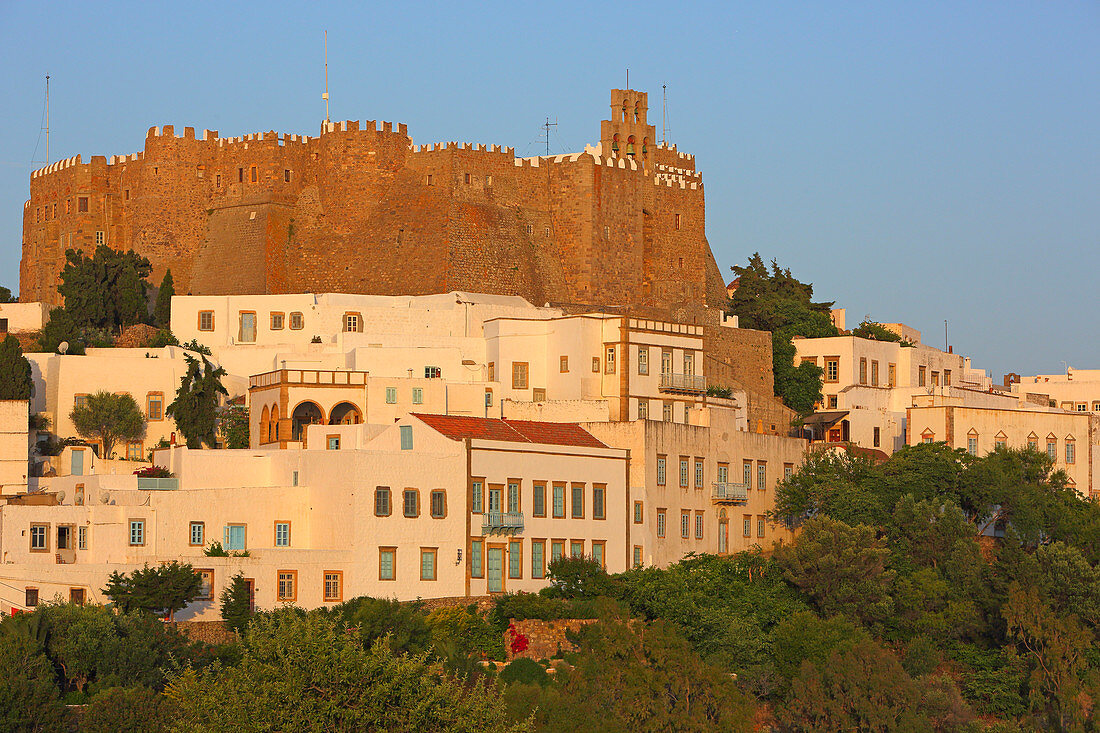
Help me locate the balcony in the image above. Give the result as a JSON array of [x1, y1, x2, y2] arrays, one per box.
[[482, 511, 524, 535], [712, 482, 749, 504], [659, 372, 706, 394], [137, 477, 179, 491]]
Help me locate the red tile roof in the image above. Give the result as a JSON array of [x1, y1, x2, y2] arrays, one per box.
[[411, 414, 608, 449]]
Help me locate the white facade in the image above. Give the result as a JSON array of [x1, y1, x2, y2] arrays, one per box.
[[0, 302, 49, 334], [1010, 369, 1100, 415]]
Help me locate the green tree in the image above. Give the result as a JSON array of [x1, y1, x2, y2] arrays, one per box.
[[220, 573, 253, 635], [103, 562, 203, 620], [82, 685, 173, 733], [851, 319, 903, 342], [218, 403, 250, 449], [38, 306, 88, 354], [166, 355, 228, 449], [726, 254, 838, 413], [153, 269, 175, 328], [69, 390, 145, 459], [772, 446, 885, 525], [774, 516, 895, 624], [0, 626, 69, 731], [544, 556, 618, 599], [0, 284, 15, 302], [512, 611, 755, 733], [0, 334, 34, 400], [57, 245, 152, 330], [165, 610, 530, 732]]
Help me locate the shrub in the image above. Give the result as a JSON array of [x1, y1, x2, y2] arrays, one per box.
[[81, 685, 173, 732], [499, 658, 549, 687]]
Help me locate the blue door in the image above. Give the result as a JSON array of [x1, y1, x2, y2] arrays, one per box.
[[487, 547, 504, 593], [224, 525, 246, 551], [70, 449, 84, 476]]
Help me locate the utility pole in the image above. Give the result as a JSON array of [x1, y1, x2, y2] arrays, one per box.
[[45, 74, 50, 164], [542, 117, 557, 156], [322, 31, 330, 123]]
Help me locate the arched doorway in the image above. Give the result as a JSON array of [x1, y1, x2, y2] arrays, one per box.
[[291, 401, 325, 441], [270, 405, 280, 443], [260, 405, 270, 445], [329, 402, 363, 425]]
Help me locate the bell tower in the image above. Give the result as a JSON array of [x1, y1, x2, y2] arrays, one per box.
[[599, 89, 657, 160]]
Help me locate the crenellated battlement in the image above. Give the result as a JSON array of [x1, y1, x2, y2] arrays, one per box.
[[31, 155, 83, 179], [409, 141, 515, 157]]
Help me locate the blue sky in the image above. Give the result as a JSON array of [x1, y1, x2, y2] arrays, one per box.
[[1, 1, 1096, 378]]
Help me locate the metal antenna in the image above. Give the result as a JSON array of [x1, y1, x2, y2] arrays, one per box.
[[542, 117, 557, 156], [662, 84, 668, 145], [626, 68, 629, 88], [322, 31, 330, 123], [45, 75, 50, 164]]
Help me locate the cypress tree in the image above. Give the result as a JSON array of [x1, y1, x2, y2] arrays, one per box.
[[153, 269, 175, 328], [0, 334, 34, 400]]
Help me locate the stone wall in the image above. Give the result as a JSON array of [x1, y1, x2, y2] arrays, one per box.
[[505, 618, 596, 661]]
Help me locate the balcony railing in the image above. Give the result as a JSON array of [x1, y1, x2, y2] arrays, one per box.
[[137, 477, 179, 491], [712, 482, 749, 504], [249, 369, 369, 389], [659, 372, 707, 394], [482, 511, 524, 535]]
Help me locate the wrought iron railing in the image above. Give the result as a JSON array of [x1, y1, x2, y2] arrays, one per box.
[[482, 511, 524, 534], [712, 482, 749, 504], [659, 373, 706, 393]]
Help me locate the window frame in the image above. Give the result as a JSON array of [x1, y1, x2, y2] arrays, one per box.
[[30, 523, 49, 553], [289, 312, 304, 330], [420, 547, 438, 581], [374, 486, 392, 517], [276, 570, 297, 602], [270, 312, 285, 330], [403, 488, 421, 518], [146, 392, 164, 421], [633, 500, 643, 524], [552, 482, 566, 518], [531, 539, 545, 579], [196, 568, 215, 601], [591, 540, 606, 568], [129, 519, 146, 547], [559, 355, 569, 373], [189, 521, 205, 547], [570, 482, 585, 519], [470, 539, 484, 578], [508, 540, 523, 579], [323, 570, 343, 602], [430, 489, 447, 519], [592, 483, 606, 520], [197, 310, 215, 332], [274, 521, 291, 547], [511, 362, 529, 390], [656, 509, 666, 538], [532, 481, 546, 518], [379, 547, 397, 581]]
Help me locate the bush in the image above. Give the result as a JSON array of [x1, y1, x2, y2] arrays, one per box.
[[81, 685, 173, 732], [490, 593, 599, 631], [499, 658, 549, 687], [427, 605, 506, 661], [544, 556, 618, 599]]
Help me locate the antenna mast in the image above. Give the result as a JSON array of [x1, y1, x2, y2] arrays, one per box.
[[322, 31, 330, 123], [45, 75, 50, 164], [542, 117, 557, 156], [661, 84, 668, 145]]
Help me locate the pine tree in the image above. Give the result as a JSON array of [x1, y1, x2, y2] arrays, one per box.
[[220, 572, 253, 634], [167, 355, 229, 448], [153, 269, 175, 328], [0, 334, 34, 400]]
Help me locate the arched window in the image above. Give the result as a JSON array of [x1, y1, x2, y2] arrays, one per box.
[[634, 102, 640, 123], [260, 405, 270, 445], [270, 405, 280, 443]]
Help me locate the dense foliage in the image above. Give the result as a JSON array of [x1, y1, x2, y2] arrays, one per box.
[[218, 402, 250, 449], [726, 253, 838, 413], [69, 390, 146, 459], [0, 334, 34, 400], [57, 245, 152, 331], [166, 354, 228, 448], [103, 562, 203, 619], [0, 284, 15, 302], [852, 318, 904, 342], [153, 269, 175, 329]]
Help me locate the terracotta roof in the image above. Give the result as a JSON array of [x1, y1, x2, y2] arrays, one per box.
[[411, 414, 608, 449]]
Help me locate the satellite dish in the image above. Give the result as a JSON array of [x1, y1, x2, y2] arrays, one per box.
[[99, 492, 110, 504], [58, 341, 69, 355], [56, 491, 65, 503]]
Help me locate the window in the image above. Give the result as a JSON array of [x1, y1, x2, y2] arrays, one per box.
[[592, 357, 601, 373], [592, 541, 606, 568], [681, 511, 690, 539], [674, 212, 681, 230], [532, 388, 546, 402], [859, 358, 867, 385], [379, 547, 396, 580], [30, 524, 48, 552], [126, 441, 143, 460], [828, 394, 838, 409], [189, 521, 205, 546], [375, 487, 391, 516], [922, 430, 935, 444], [1093, 402, 1100, 412], [270, 312, 284, 330], [400, 425, 413, 450], [531, 540, 545, 578], [198, 310, 214, 331], [471, 480, 484, 514], [508, 481, 520, 512], [224, 524, 246, 551], [250, 166, 258, 183], [638, 400, 648, 420], [509, 540, 522, 579], [683, 352, 695, 375], [967, 434, 978, 456], [146, 392, 164, 421], [284, 169, 292, 183], [571, 483, 584, 518], [289, 312, 304, 330], [679, 457, 689, 488], [70, 589, 85, 606], [918, 366, 927, 386], [560, 355, 569, 373], [214, 175, 220, 188], [385, 387, 397, 404], [695, 513, 704, 539], [757, 462, 766, 491], [825, 358, 839, 382], [931, 371, 940, 387], [277, 570, 297, 601], [430, 490, 446, 518], [634, 501, 643, 524], [471, 539, 484, 578], [420, 548, 437, 581], [638, 348, 649, 375], [327, 435, 340, 450], [25, 588, 39, 608], [343, 313, 361, 332], [633, 546, 643, 567], [717, 463, 729, 484], [512, 362, 529, 389], [403, 489, 420, 518], [426, 174, 433, 185], [605, 345, 616, 373], [1066, 441, 1076, 464], [465, 172, 471, 184], [743, 461, 752, 485], [871, 361, 879, 386], [551, 540, 564, 562], [603, 225, 610, 238], [412, 387, 423, 405], [552, 483, 565, 518], [532, 482, 546, 517], [663, 402, 674, 422], [78, 196, 89, 212], [656, 456, 666, 485], [129, 519, 145, 546], [196, 569, 214, 601], [425, 366, 441, 379], [593, 484, 606, 520], [757, 515, 766, 538], [694, 458, 704, 489], [238, 311, 256, 342], [525, 224, 533, 234], [78, 526, 87, 550], [888, 363, 896, 387], [570, 541, 584, 558], [657, 509, 666, 538], [1077, 403, 1088, 412], [485, 389, 493, 407], [488, 362, 495, 381], [95, 231, 104, 246], [944, 369, 951, 386], [1028, 436, 1038, 451], [323, 571, 342, 602], [275, 521, 291, 547], [784, 463, 794, 480], [743, 515, 752, 538], [995, 437, 1007, 450]]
